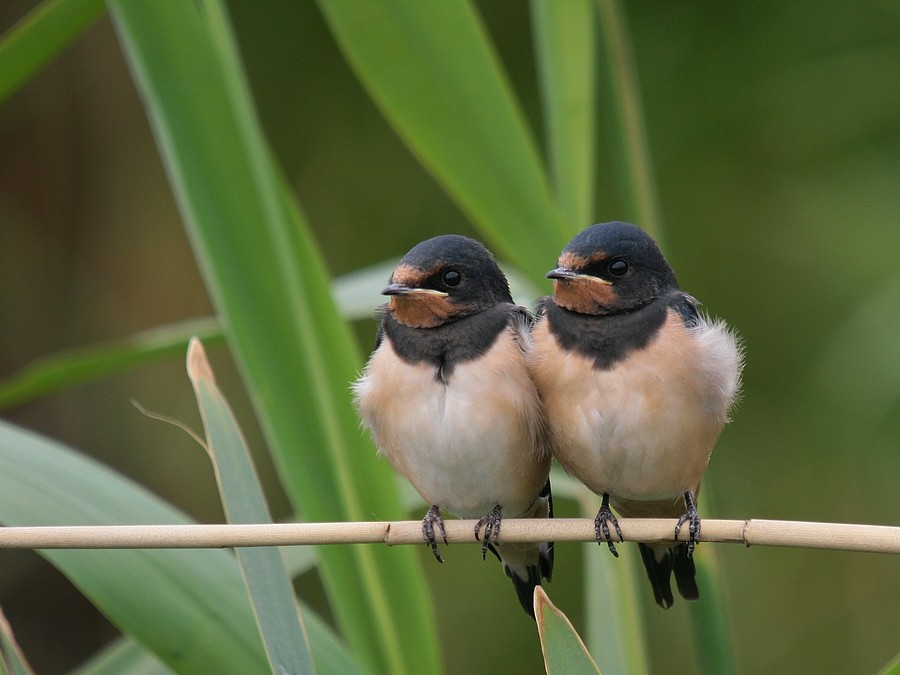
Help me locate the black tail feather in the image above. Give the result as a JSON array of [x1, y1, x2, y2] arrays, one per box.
[[638, 542, 699, 609], [638, 543, 675, 609], [504, 562, 544, 618], [673, 544, 699, 601], [540, 479, 555, 582], [496, 479, 555, 619]]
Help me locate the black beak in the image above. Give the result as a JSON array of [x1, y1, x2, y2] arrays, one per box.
[[382, 283, 414, 296], [546, 267, 577, 280]]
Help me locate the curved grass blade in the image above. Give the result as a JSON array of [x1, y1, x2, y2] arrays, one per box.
[[572, 479, 650, 675], [878, 652, 900, 675], [688, 490, 737, 674], [535, 586, 602, 674], [0, 420, 361, 675], [187, 339, 314, 675], [71, 638, 171, 675], [531, 0, 597, 229], [0, 606, 34, 675], [595, 0, 662, 242], [107, 2, 439, 672], [0, 318, 222, 410], [316, 0, 570, 279], [0, 0, 105, 105], [0, 420, 268, 673]]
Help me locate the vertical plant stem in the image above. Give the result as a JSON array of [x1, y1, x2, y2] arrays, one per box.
[[596, 0, 663, 242]]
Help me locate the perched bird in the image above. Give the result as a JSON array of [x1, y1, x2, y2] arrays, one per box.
[[528, 222, 742, 609], [353, 234, 553, 617]]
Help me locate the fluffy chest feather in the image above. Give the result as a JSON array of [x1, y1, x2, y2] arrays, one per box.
[[529, 308, 741, 503], [354, 325, 550, 518]]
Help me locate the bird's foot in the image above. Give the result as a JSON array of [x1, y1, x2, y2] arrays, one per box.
[[594, 493, 623, 557], [674, 490, 701, 558], [422, 505, 448, 563], [474, 504, 502, 560]]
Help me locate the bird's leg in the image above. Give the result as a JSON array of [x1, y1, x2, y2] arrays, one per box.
[[674, 490, 701, 558], [422, 505, 448, 563], [594, 493, 623, 557], [474, 504, 502, 560]]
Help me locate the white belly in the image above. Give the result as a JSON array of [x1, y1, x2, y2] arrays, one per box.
[[354, 330, 550, 518], [529, 311, 741, 502]]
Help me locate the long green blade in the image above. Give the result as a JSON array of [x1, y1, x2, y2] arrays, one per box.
[[107, 2, 439, 672], [570, 480, 650, 675], [71, 638, 171, 675], [0, 420, 359, 675], [187, 339, 314, 675], [0, 606, 34, 675], [595, 0, 662, 241], [531, 0, 597, 230], [0, 318, 222, 410], [0, 421, 267, 673], [316, 0, 570, 279], [0, 0, 105, 105], [535, 586, 602, 674]]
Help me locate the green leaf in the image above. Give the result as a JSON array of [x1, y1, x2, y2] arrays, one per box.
[[531, 0, 597, 229], [71, 638, 172, 675], [687, 490, 737, 675], [107, 2, 439, 672], [0, 318, 222, 410], [877, 652, 900, 675], [0, 420, 268, 674], [535, 586, 602, 675], [595, 0, 662, 242], [0, 606, 34, 675], [187, 339, 314, 675], [316, 0, 571, 280], [571, 481, 650, 675], [0, 420, 361, 675], [0, 0, 106, 105]]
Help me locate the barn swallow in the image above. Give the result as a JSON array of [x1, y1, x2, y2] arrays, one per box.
[[353, 234, 553, 617], [528, 222, 742, 609]]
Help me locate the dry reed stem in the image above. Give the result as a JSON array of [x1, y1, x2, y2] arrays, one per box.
[[0, 518, 898, 553]]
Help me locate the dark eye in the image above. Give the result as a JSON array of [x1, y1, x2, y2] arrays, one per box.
[[442, 269, 462, 287], [608, 259, 629, 277]]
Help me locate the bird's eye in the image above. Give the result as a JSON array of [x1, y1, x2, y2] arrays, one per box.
[[442, 269, 462, 287], [608, 259, 629, 277]]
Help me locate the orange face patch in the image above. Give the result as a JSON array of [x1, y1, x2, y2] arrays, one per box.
[[390, 292, 459, 328], [390, 263, 441, 288], [553, 277, 617, 314], [557, 249, 610, 271]]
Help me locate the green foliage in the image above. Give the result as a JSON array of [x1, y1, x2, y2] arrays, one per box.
[[0, 0, 104, 104], [316, 0, 570, 278], [2, 0, 899, 673], [535, 586, 601, 674], [106, 1, 439, 672], [187, 339, 316, 674]]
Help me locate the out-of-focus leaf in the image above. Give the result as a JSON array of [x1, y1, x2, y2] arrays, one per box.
[[531, 0, 596, 229], [0, 420, 268, 673], [0, 0, 106, 104], [107, 1, 439, 672], [0, 606, 34, 675], [71, 638, 171, 675], [0, 318, 222, 410], [595, 0, 662, 242], [574, 486, 650, 675], [316, 0, 571, 280], [0, 419, 360, 675], [535, 586, 602, 674], [877, 652, 900, 675], [687, 489, 737, 675], [187, 339, 314, 674]]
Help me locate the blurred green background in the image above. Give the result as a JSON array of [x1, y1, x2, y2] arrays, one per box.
[[1, 1, 899, 673]]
